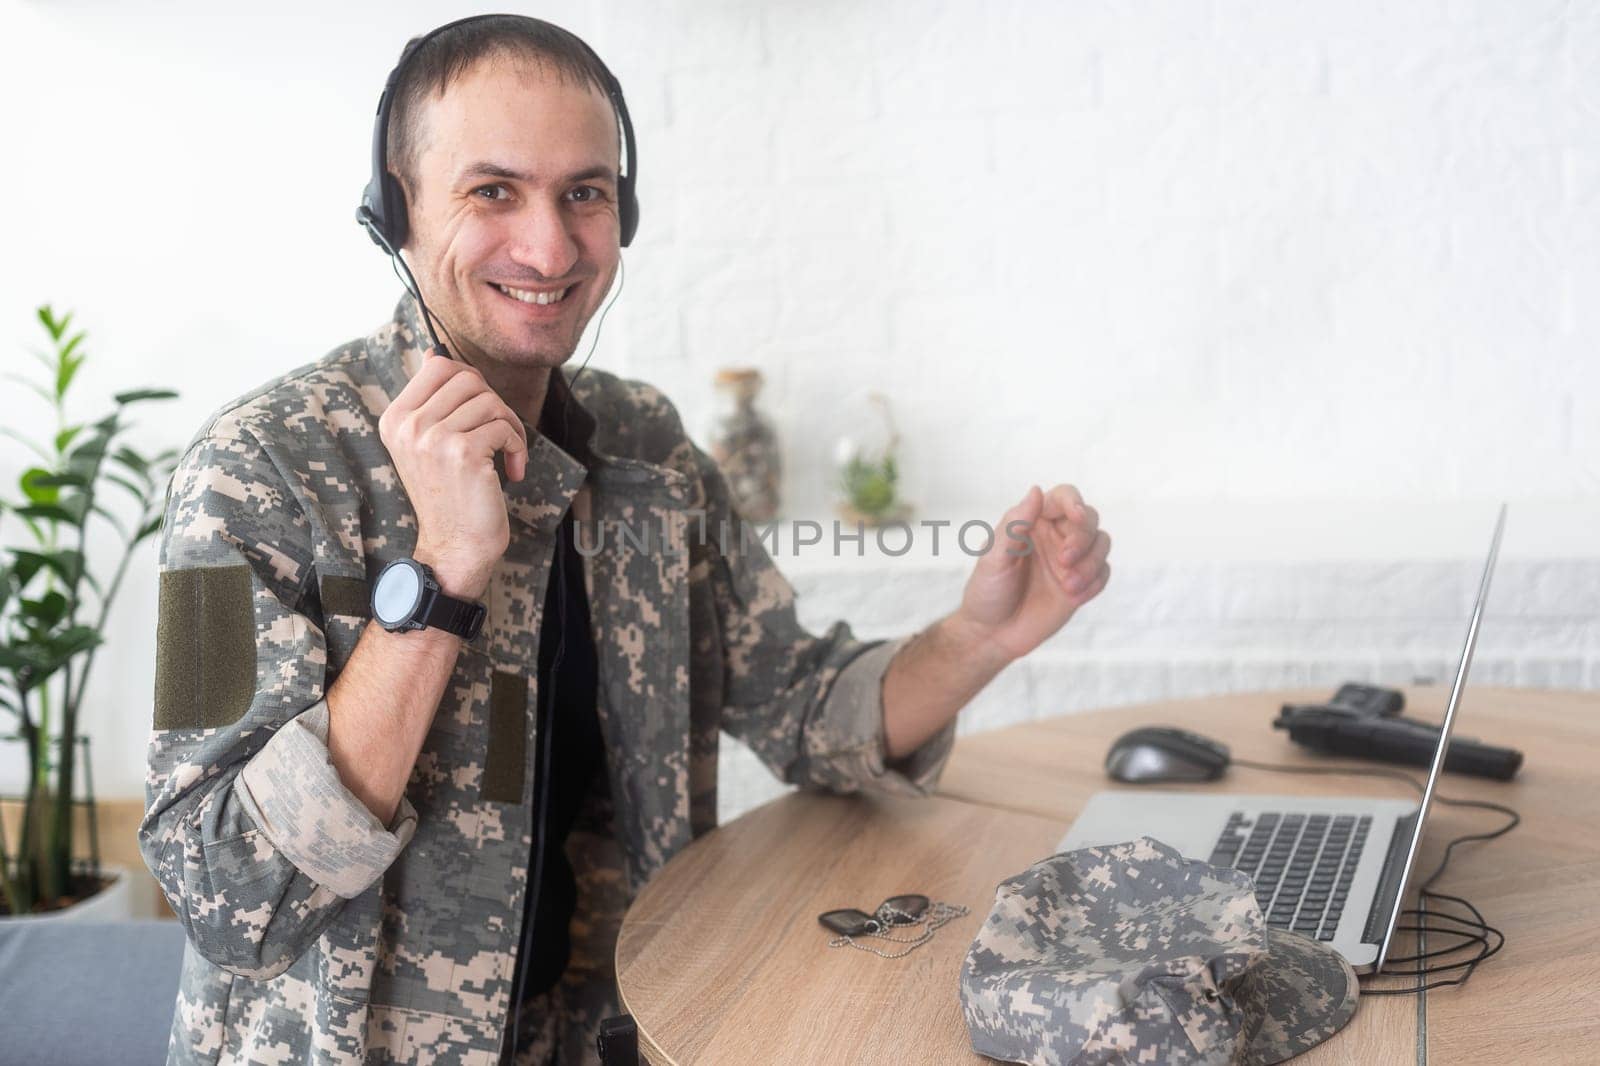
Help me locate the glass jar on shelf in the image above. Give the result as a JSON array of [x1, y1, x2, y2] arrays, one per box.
[[707, 367, 782, 522]]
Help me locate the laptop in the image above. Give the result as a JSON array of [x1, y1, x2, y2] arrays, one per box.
[[1056, 504, 1507, 975]]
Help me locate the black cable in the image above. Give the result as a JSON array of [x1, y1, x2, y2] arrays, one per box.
[[1408, 803, 1521, 893], [365, 215, 453, 357], [1384, 916, 1490, 963], [1230, 758, 1518, 994], [567, 254, 624, 398], [1379, 889, 1509, 986], [1233, 758, 1439, 799], [1369, 907, 1505, 993]]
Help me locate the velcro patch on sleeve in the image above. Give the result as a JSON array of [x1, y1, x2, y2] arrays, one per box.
[[153, 566, 257, 730], [483, 670, 529, 805], [318, 574, 371, 618]]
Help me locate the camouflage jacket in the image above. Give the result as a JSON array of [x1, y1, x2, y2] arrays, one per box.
[[139, 294, 957, 1066]]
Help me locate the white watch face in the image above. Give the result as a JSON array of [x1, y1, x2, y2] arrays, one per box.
[[373, 563, 422, 625]]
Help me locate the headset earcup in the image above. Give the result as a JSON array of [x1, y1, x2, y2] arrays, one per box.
[[382, 172, 410, 249], [620, 190, 639, 248]]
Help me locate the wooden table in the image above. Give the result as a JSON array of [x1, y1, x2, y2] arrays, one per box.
[[615, 687, 1600, 1064]]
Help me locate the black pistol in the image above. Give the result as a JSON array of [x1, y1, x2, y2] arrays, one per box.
[[1276, 683, 1523, 781]]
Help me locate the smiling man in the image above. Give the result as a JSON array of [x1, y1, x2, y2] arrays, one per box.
[[396, 53, 621, 417], [140, 15, 1110, 1066]]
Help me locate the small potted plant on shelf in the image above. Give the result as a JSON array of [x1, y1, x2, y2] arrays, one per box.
[[0, 306, 179, 919], [835, 392, 911, 527]]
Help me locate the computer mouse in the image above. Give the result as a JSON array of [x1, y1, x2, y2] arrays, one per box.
[[1105, 727, 1231, 783]]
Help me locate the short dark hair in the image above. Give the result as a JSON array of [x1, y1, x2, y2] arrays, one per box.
[[385, 15, 618, 194]]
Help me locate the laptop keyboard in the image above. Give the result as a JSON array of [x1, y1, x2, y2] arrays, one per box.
[[1207, 811, 1370, 941]]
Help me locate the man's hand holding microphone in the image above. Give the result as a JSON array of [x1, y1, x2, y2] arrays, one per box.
[[327, 358, 532, 825], [382, 357, 530, 598]]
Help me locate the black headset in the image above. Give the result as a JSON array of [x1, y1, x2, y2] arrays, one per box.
[[356, 13, 640, 259]]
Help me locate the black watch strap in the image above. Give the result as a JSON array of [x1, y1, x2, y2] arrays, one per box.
[[420, 585, 487, 641]]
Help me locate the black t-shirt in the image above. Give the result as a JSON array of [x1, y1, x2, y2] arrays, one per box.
[[509, 381, 606, 1003]]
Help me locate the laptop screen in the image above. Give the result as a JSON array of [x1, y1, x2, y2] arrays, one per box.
[[1372, 504, 1506, 972]]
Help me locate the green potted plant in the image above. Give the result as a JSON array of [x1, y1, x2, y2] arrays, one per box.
[[835, 392, 911, 527], [0, 306, 179, 918]]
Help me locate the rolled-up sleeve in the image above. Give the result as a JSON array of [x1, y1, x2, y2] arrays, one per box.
[[812, 636, 958, 796], [234, 700, 417, 899], [139, 430, 414, 980]]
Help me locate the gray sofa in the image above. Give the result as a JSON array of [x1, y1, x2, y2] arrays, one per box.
[[0, 919, 186, 1065]]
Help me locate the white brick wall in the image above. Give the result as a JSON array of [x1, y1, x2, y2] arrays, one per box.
[[603, 0, 1599, 518], [0, 1, 1593, 805]]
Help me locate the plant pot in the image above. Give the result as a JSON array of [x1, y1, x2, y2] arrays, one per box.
[[836, 501, 914, 529], [0, 864, 134, 923]]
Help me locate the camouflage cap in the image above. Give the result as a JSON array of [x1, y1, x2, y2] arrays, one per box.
[[960, 836, 1358, 1065]]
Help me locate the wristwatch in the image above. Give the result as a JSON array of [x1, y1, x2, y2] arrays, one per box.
[[369, 558, 486, 640]]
